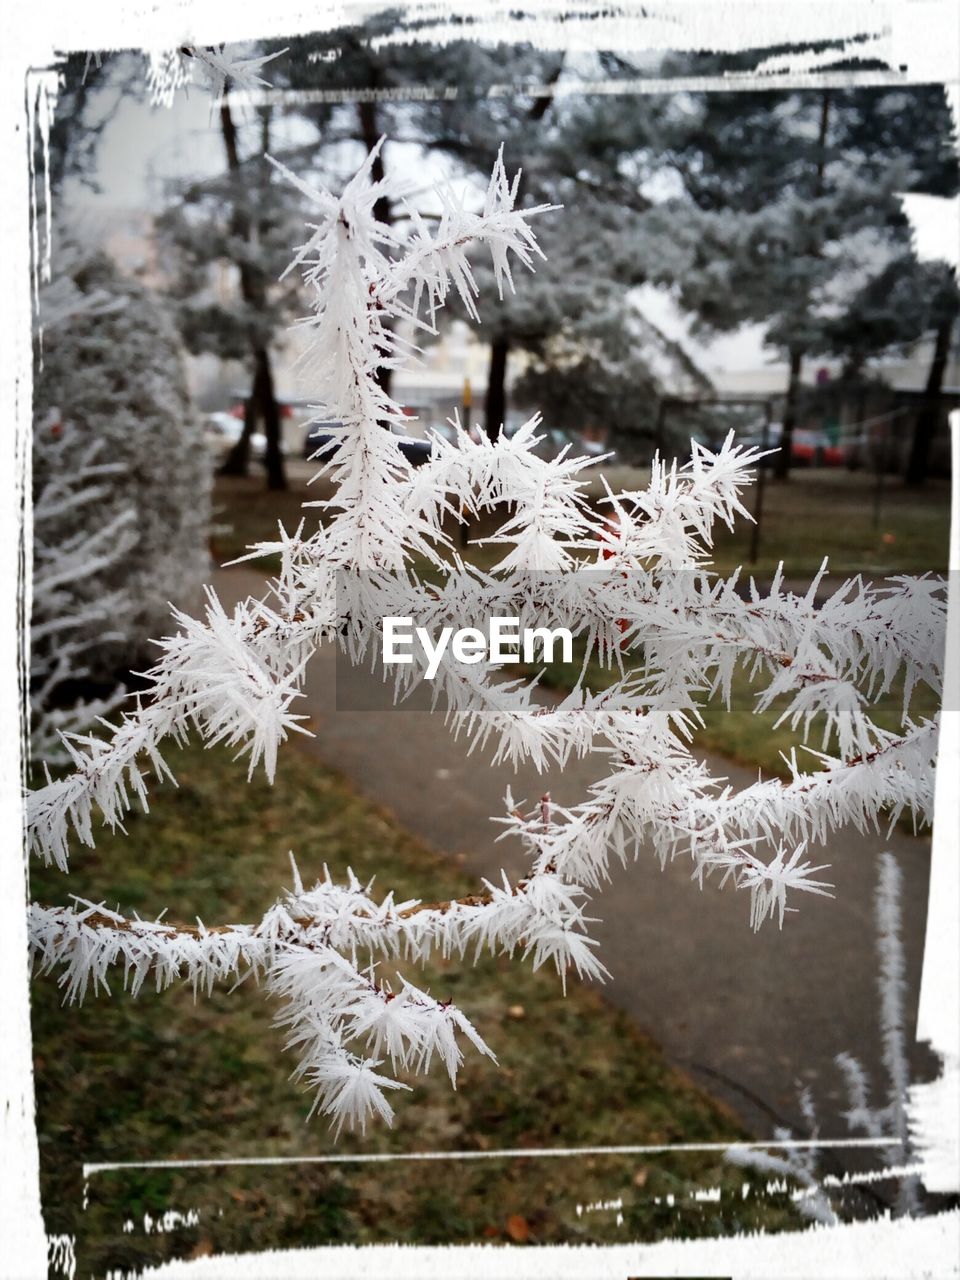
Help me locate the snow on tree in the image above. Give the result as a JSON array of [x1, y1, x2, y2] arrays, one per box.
[[31, 408, 136, 764], [641, 75, 959, 478], [26, 145, 946, 1137], [30, 246, 138, 763], [462, 192, 660, 438], [32, 228, 211, 696], [239, 31, 573, 437], [145, 44, 283, 111], [155, 101, 303, 491], [430, 62, 661, 440]]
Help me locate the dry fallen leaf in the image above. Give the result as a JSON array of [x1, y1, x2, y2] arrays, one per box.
[[505, 1214, 530, 1242], [507, 1004, 526, 1020]]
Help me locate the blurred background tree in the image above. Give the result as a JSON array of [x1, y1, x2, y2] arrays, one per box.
[[267, 29, 572, 435], [156, 97, 302, 489], [33, 235, 210, 687], [512, 294, 711, 456], [37, 36, 958, 492], [640, 65, 958, 480]]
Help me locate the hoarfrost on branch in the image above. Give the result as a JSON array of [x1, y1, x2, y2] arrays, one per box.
[[27, 143, 945, 1136]]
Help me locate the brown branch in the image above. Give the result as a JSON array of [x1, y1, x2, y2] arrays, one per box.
[[57, 885, 513, 942], [72, 911, 239, 939]]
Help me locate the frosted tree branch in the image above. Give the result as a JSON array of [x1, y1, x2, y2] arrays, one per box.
[[27, 143, 945, 1134]]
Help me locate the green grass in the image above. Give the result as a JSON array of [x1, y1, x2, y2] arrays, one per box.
[[210, 472, 316, 573], [702, 467, 951, 575], [693, 667, 941, 779], [583, 463, 950, 575], [31, 739, 802, 1273]]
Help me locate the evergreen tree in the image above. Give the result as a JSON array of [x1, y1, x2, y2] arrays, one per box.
[[417, 52, 686, 439], [823, 250, 959, 484], [806, 87, 958, 485], [647, 77, 958, 479], [233, 36, 677, 446], [269, 28, 571, 437], [512, 291, 710, 458], [156, 94, 301, 490], [33, 236, 211, 688]]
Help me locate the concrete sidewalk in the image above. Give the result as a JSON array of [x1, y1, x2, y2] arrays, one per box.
[[214, 565, 937, 1140]]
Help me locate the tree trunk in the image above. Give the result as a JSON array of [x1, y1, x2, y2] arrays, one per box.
[[772, 93, 828, 483], [774, 349, 804, 480], [219, 393, 256, 476], [484, 337, 509, 440], [480, 63, 563, 443], [357, 99, 392, 227], [257, 346, 287, 491], [217, 97, 286, 489], [357, 98, 394, 413], [905, 316, 954, 486]]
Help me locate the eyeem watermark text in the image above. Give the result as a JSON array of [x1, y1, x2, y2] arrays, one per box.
[[382, 616, 573, 680]]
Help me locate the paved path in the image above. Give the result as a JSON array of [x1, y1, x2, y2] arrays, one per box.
[[215, 565, 937, 1140]]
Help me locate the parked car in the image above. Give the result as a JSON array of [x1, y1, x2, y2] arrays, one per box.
[[579, 436, 615, 461], [303, 421, 433, 467], [734, 423, 847, 467], [532, 426, 613, 465], [228, 394, 315, 457], [790, 428, 846, 467], [204, 412, 266, 462]]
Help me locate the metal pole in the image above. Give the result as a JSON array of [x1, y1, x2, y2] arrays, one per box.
[[655, 397, 669, 460], [462, 376, 472, 436], [873, 407, 887, 532], [459, 377, 472, 547], [749, 401, 772, 566]]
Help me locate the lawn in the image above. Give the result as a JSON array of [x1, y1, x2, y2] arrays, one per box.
[[30, 739, 800, 1275], [581, 462, 950, 574], [213, 457, 951, 577], [705, 466, 952, 575]]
